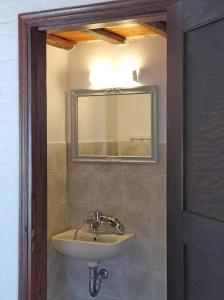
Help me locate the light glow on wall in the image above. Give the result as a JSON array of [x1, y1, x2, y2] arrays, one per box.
[[89, 56, 141, 89], [89, 60, 114, 89]]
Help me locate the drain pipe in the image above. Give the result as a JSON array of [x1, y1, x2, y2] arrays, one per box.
[[88, 265, 108, 297]]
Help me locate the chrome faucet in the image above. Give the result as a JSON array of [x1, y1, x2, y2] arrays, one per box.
[[73, 210, 125, 241], [87, 210, 102, 241], [99, 213, 125, 235]]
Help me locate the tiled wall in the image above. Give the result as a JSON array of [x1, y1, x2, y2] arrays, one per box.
[[79, 141, 151, 157], [67, 143, 166, 300], [47, 143, 69, 300]]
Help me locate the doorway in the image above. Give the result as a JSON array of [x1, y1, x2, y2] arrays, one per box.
[[19, 1, 175, 300], [47, 19, 167, 300]]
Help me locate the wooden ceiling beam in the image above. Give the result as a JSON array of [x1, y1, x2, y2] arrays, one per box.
[[88, 28, 126, 44], [47, 34, 75, 50], [139, 21, 167, 38]]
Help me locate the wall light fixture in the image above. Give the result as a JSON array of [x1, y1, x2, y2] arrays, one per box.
[[89, 57, 140, 89]]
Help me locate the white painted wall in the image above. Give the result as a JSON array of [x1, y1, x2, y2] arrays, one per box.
[[47, 45, 69, 143], [0, 1, 117, 299], [68, 37, 167, 143]]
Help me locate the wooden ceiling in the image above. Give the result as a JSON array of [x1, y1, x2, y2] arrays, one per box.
[[47, 21, 167, 50]]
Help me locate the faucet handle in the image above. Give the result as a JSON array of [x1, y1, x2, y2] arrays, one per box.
[[87, 210, 102, 223]]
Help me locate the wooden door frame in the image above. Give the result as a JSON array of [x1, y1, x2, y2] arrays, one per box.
[[19, 0, 177, 299]]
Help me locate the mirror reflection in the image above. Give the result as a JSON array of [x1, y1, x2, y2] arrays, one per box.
[[71, 87, 158, 162]]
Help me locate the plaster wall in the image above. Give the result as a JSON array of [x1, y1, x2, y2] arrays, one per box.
[[47, 45, 69, 143]]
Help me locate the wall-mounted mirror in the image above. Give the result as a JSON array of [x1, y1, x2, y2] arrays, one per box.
[[70, 86, 158, 163]]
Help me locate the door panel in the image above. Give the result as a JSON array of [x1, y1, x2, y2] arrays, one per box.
[[185, 246, 224, 300], [184, 18, 224, 221], [168, 1, 224, 299], [184, 0, 224, 29], [183, 212, 224, 259]]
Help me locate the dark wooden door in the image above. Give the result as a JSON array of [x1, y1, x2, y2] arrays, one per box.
[[168, 1, 224, 299]]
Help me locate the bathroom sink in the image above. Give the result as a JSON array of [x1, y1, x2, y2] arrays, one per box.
[[51, 229, 135, 266]]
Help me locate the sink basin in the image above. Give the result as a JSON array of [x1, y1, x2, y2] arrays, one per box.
[[51, 229, 135, 266]]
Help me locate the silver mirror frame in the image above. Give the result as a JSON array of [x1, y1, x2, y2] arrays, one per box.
[[70, 86, 158, 163]]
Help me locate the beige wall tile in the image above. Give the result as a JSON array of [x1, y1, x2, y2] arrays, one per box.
[[47, 243, 67, 275], [94, 173, 121, 206], [47, 262, 69, 300], [121, 204, 151, 238], [124, 237, 151, 271], [150, 207, 166, 240], [47, 143, 67, 175], [48, 173, 67, 207], [70, 161, 121, 175], [69, 173, 94, 203], [149, 271, 167, 300], [93, 203, 122, 221], [121, 143, 166, 176], [124, 269, 166, 300], [67, 259, 89, 293], [68, 291, 121, 300], [48, 205, 55, 238], [68, 259, 123, 299], [148, 175, 166, 207], [121, 174, 151, 207], [50, 292, 69, 300], [47, 143, 69, 300], [69, 201, 94, 228], [61, 143, 167, 299], [150, 239, 167, 272], [124, 269, 151, 300], [48, 204, 69, 241], [55, 203, 69, 233]]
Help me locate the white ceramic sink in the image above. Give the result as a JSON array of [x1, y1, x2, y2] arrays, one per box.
[[51, 229, 135, 267]]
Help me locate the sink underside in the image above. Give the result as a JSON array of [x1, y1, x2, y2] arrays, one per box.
[[51, 229, 135, 263]]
